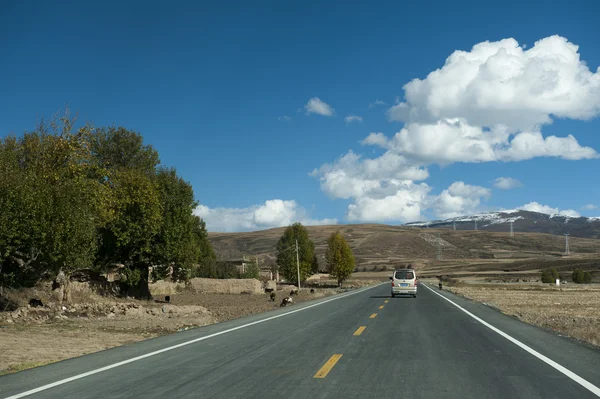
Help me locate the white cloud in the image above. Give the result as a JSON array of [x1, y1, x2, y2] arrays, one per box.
[[432, 182, 491, 219], [368, 99, 387, 108], [278, 116, 291, 121], [521, 202, 580, 217], [388, 35, 600, 130], [582, 204, 598, 210], [304, 97, 335, 116], [310, 35, 599, 224], [344, 115, 363, 124], [347, 181, 430, 222], [493, 177, 523, 190], [194, 200, 337, 232], [378, 119, 597, 164]]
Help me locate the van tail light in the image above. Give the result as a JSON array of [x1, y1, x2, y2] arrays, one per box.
[[391, 281, 394, 287]]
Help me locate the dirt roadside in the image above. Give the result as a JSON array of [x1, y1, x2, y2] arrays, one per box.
[[439, 282, 600, 348], [0, 279, 380, 375]]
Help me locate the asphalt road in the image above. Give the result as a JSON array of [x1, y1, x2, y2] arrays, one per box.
[[2, 282, 600, 399]]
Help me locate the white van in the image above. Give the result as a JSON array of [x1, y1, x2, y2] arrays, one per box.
[[390, 268, 417, 298]]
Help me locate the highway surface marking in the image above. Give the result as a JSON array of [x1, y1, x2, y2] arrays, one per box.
[[4, 283, 385, 399], [314, 354, 343, 378], [378, 305, 384, 309], [423, 284, 600, 398], [370, 313, 377, 319], [353, 326, 366, 336], [384, 300, 388, 303]]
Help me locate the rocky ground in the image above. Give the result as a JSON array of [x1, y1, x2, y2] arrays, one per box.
[[0, 279, 380, 374]]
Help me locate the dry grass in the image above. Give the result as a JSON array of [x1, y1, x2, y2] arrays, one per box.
[[447, 284, 600, 347]]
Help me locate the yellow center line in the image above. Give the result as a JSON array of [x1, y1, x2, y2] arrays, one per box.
[[353, 326, 366, 336], [379, 305, 384, 309], [314, 354, 343, 378], [370, 313, 377, 319], [384, 300, 389, 303]]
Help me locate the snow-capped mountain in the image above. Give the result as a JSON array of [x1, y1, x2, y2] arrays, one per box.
[[405, 210, 600, 239]]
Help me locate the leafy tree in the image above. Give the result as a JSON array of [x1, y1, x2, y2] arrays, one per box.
[[541, 268, 560, 284], [572, 269, 585, 284], [325, 231, 355, 287], [276, 223, 315, 285], [241, 259, 260, 279], [311, 253, 319, 274]]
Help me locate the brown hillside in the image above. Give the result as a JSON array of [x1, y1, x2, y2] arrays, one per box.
[[208, 224, 600, 270]]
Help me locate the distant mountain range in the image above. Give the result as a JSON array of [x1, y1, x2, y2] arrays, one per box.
[[405, 210, 600, 239]]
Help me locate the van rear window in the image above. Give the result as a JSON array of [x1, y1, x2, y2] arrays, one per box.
[[395, 271, 414, 280]]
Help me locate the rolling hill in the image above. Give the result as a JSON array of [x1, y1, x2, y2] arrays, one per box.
[[405, 210, 600, 239]]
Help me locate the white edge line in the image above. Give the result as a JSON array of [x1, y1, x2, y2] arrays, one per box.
[[4, 282, 386, 399], [423, 283, 600, 397]]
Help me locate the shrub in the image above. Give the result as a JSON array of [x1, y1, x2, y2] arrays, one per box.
[[583, 271, 592, 284], [572, 269, 585, 284], [541, 269, 556, 283]]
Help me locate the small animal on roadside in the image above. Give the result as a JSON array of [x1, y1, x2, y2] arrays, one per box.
[[270, 292, 276, 302], [310, 288, 315, 294], [290, 289, 298, 296], [165, 295, 170, 303], [438, 282, 443, 290], [280, 296, 293, 307], [29, 298, 43, 308]]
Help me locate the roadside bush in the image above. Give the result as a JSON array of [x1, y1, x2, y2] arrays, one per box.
[[541, 268, 559, 283], [583, 272, 592, 284], [572, 269, 585, 284]]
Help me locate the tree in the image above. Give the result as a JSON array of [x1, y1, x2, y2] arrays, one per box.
[[241, 259, 260, 279], [541, 268, 559, 284], [325, 231, 355, 287], [572, 269, 585, 284], [311, 254, 319, 274], [583, 271, 592, 284], [275, 223, 315, 285]]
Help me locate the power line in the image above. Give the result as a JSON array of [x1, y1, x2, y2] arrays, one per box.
[[564, 234, 570, 256], [436, 233, 443, 260], [453, 220, 456, 231], [474, 220, 478, 231], [510, 221, 514, 238]]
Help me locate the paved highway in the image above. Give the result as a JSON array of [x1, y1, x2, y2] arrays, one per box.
[[2, 282, 600, 398]]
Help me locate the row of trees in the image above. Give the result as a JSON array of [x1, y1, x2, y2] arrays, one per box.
[[0, 113, 215, 296], [275, 223, 355, 286], [540, 268, 593, 284]]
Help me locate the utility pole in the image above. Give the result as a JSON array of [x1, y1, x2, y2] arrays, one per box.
[[436, 233, 443, 260], [474, 220, 478, 231], [453, 220, 456, 231], [510, 221, 514, 238], [564, 234, 570, 256], [295, 239, 301, 290]]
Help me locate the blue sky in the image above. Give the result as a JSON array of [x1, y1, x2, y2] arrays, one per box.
[[1, 0, 599, 231]]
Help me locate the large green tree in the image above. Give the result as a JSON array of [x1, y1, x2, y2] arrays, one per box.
[[0, 117, 110, 287], [325, 231, 355, 287], [275, 223, 315, 285]]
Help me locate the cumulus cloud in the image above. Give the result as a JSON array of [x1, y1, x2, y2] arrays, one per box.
[[521, 202, 580, 217], [194, 200, 337, 232], [582, 204, 598, 210], [344, 115, 363, 124], [388, 35, 600, 130], [304, 97, 335, 116], [432, 182, 491, 219], [311, 35, 598, 223], [493, 177, 523, 190], [368, 99, 387, 108]]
